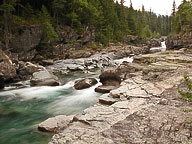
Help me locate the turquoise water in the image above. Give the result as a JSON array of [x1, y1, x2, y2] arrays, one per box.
[[0, 72, 101, 144]]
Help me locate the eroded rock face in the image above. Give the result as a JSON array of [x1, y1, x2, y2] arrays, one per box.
[[74, 78, 98, 90], [38, 115, 73, 132], [0, 49, 16, 81], [30, 70, 60, 86], [166, 32, 192, 50]]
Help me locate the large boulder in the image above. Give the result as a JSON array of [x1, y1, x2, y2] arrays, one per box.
[[99, 69, 121, 86], [30, 70, 60, 86], [74, 78, 98, 90], [0, 49, 16, 81], [95, 69, 121, 93], [38, 115, 73, 132]]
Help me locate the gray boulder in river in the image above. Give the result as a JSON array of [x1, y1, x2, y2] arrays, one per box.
[[74, 78, 98, 90], [30, 70, 60, 86]]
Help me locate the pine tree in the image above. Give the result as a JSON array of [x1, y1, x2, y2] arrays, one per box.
[[171, 0, 176, 16], [0, 0, 16, 50]]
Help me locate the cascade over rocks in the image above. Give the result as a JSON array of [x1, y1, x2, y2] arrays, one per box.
[[74, 78, 98, 90]]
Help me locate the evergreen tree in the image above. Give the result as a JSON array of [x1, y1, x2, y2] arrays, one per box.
[[0, 0, 17, 49], [171, 0, 176, 16]]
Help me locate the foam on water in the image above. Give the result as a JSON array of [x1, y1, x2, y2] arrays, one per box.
[[0, 80, 75, 101], [46, 80, 101, 115]]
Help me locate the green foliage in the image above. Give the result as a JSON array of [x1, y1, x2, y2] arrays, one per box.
[[178, 73, 192, 102], [40, 5, 58, 41], [171, 1, 192, 34], [141, 25, 153, 39], [0, 0, 172, 46]]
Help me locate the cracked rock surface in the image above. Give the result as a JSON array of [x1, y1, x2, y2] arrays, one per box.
[[49, 49, 192, 144]]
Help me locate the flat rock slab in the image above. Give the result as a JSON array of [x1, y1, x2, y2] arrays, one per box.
[[95, 85, 118, 93], [99, 94, 118, 105], [102, 105, 192, 144], [38, 115, 73, 132]]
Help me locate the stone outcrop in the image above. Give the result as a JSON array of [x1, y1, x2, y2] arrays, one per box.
[[30, 70, 60, 86], [74, 78, 98, 90], [166, 32, 192, 50], [49, 49, 192, 144], [0, 49, 16, 81], [123, 35, 161, 48], [38, 115, 73, 132]]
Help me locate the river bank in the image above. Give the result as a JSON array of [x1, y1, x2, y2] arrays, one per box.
[[48, 48, 192, 143]]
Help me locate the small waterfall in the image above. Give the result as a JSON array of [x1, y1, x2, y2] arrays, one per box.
[[161, 41, 166, 49], [150, 41, 167, 53]]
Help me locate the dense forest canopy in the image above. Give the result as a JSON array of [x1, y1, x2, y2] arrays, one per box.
[[0, 0, 172, 45], [171, 0, 192, 34]]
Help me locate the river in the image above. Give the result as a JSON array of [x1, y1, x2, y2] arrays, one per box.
[[0, 72, 101, 144]]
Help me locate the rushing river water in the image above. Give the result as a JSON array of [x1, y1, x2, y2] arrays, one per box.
[[0, 72, 101, 144], [0, 55, 142, 144]]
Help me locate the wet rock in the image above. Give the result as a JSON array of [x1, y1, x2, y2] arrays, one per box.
[[38, 115, 73, 132], [95, 85, 118, 93], [0, 75, 4, 89], [74, 78, 98, 90], [0, 49, 16, 81], [30, 70, 60, 86]]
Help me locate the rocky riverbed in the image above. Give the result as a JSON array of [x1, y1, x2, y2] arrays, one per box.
[[48, 48, 192, 144]]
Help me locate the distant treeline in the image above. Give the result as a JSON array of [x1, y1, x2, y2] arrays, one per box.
[[0, 0, 172, 45]]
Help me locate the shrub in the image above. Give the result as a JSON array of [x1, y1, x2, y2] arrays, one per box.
[[178, 73, 192, 102]]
